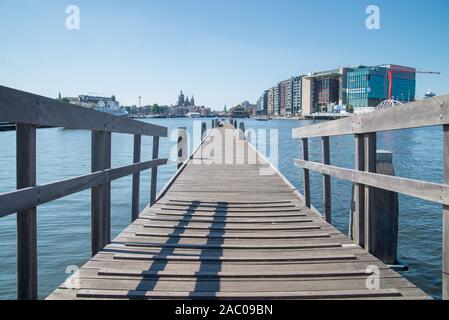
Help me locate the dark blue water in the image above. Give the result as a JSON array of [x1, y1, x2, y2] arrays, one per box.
[[0, 119, 443, 299]]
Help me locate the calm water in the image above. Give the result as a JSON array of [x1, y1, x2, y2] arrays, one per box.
[[0, 118, 444, 299]]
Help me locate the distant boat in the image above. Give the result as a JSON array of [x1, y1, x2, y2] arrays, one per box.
[[255, 116, 269, 121], [424, 89, 436, 99], [0, 122, 15, 131], [187, 112, 201, 118], [94, 104, 128, 117]]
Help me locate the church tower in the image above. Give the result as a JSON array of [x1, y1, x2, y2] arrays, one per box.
[[190, 95, 195, 107], [177, 91, 185, 106], [184, 96, 190, 107]]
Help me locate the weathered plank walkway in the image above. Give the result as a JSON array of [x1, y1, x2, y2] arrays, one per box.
[[48, 124, 429, 300]]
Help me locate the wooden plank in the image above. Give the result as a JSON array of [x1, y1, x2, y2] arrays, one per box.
[[142, 223, 321, 231], [0, 159, 167, 218], [112, 253, 357, 262], [159, 206, 302, 213], [0, 85, 167, 137], [131, 135, 141, 221], [138, 217, 312, 224], [167, 199, 293, 205], [97, 269, 373, 279], [292, 94, 449, 138], [294, 159, 449, 206], [160, 202, 296, 209], [76, 289, 402, 299], [16, 123, 37, 300], [123, 242, 343, 250], [322, 136, 331, 223], [134, 231, 330, 239]]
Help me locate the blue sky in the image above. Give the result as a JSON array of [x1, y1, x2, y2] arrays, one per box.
[[0, 0, 448, 109]]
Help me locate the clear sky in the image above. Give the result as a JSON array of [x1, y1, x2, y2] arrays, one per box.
[[1, 0, 448, 109]]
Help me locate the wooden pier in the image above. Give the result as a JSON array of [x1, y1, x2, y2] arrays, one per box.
[[2, 86, 449, 300], [46, 124, 428, 300]]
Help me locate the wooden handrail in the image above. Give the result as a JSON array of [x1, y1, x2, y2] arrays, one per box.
[[0, 87, 170, 300], [292, 96, 449, 299], [0, 158, 167, 219], [294, 159, 449, 206], [0, 85, 167, 137], [292, 94, 449, 139]]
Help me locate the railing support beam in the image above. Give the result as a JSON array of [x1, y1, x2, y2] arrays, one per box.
[[177, 127, 187, 169], [16, 123, 37, 300], [443, 125, 449, 300], [150, 136, 160, 206], [91, 131, 112, 256], [364, 132, 377, 252], [353, 134, 365, 247], [302, 138, 311, 208], [322, 136, 331, 223], [131, 135, 141, 221]]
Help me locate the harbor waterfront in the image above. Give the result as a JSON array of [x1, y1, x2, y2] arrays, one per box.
[[0, 118, 443, 299]]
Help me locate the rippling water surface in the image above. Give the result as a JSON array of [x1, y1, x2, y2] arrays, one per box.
[[0, 118, 443, 299]]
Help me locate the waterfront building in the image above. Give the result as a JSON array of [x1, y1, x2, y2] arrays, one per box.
[[279, 78, 293, 116], [274, 85, 280, 116], [177, 91, 185, 106], [292, 76, 302, 114], [267, 87, 275, 116], [263, 90, 269, 115], [262, 75, 302, 116], [256, 95, 264, 113], [301, 67, 354, 114], [175, 90, 199, 115], [346, 65, 416, 110]]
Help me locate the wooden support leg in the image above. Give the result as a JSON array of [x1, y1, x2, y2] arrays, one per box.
[[322, 136, 331, 223], [16, 123, 37, 300], [364, 132, 377, 252], [302, 138, 311, 208], [91, 131, 111, 256], [131, 135, 141, 221], [353, 134, 365, 247], [150, 136, 160, 206], [443, 125, 449, 299]]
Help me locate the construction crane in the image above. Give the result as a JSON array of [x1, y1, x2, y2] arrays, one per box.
[[379, 65, 441, 100]]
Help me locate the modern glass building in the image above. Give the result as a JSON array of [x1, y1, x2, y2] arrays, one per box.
[[346, 65, 416, 109]]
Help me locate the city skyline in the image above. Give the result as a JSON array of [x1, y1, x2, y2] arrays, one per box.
[[1, 0, 448, 110]]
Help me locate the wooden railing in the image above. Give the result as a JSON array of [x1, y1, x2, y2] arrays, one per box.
[[293, 94, 449, 299], [0, 86, 168, 300]]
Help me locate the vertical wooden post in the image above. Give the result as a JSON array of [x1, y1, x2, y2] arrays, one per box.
[[443, 125, 449, 299], [201, 122, 207, 140], [131, 135, 141, 222], [302, 138, 311, 208], [233, 120, 238, 129], [372, 150, 399, 265], [212, 119, 215, 129], [353, 134, 365, 247], [150, 136, 160, 206], [322, 136, 331, 223], [364, 132, 377, 252], [177, 127, 187, 169], [16, 123, 37, 300], [239, 122, 245, 140], [91, 131, 111, 256]]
